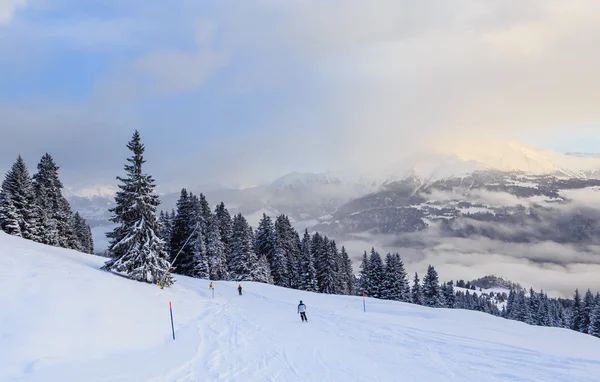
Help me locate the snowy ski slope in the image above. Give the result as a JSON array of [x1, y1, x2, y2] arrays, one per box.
[[1, 232, 600, 382]]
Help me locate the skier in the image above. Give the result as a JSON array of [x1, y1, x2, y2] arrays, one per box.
[[238, 284, 242, 295], [298, 300, 308, 322]]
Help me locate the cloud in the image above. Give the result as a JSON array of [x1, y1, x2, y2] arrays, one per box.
[[0, 0, 25, 24], [340, 185, 600, 297], [3, 0, 600, 187]]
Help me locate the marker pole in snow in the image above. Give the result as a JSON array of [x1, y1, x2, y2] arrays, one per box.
[[362, 291, 366, 312], [169, 302, 175, 340]]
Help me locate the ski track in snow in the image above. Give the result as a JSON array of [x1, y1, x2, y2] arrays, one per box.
[[1, 232, 600, 382]]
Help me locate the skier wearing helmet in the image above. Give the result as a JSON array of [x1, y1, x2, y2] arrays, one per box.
[[298, 300, 308, 322]]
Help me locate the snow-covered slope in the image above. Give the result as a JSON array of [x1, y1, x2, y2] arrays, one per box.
[[2, 233, 600, 381]]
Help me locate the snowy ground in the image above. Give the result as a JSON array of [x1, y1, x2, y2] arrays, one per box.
[[1, 232, 600, 381]]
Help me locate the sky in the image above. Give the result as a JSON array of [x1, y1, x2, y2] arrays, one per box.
[[1, 0, 600, 190]]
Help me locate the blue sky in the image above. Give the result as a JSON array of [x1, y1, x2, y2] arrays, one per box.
[[1, 0, 600, 191]]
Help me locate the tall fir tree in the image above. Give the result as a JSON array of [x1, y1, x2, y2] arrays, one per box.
[[571, 289, 583, 332], [412, 272, 424, 305], [72, 212, 94, 254], [215, 202, 233, 264], [170, 189, 198, 276], [206, 213, 228, 280], [422, 265, 444, 308], [589, 293, 600, 337], [581, 289, 595, 334], [367, 248, 384, 298], [102, 131, 172, 286], [32, 154, 59, 246], [314, 235, 337, 294], [358, 251, 369, 295], [0, 155, 40, 240], [299, 229, 318, 291], [339, 246, 355, 295], [255, 214, 279, 283], [443, 281, 456, 308], [229, 213, 259, 281]]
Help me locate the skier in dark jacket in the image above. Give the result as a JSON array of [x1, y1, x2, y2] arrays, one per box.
[[238, 284, 242, 295], [298, 300, 307, 322]]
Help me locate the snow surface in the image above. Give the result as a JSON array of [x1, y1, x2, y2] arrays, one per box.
[[2, 232, 600, 382]]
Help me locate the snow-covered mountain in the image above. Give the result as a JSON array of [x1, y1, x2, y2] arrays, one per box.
[[66, 141, 600, 253], [2, 232, 599, 381]]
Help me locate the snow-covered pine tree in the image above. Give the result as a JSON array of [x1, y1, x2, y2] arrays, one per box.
[[191, 226, 209, 279], [32, 154, 79, 249], [339, 246, 355, 295], [0, 155, 40, 240], [253, 254, 273, 284], [215, 202, 233, 264], [314, 235, 337, 294], [358, 251, 369, 295], [571, 289, 583, 332], [206, 213, 228, 280], [255, 214, 279, 282], [0, 195, 21, 236], [589, 293, 600, 337], [157, 210, 174, 254], [198, 193, 212, 242], [72, 212, 94, 254], [299, 229, 318, 291], [581, 289, 595, 334], [102, 131, 172, 286], [412, 272, 424, 305], [32, 154, 59, 246], [382, 253, 398, 300], [229, 213, 259, 281], [367, 248, 384, 298], [422, 265, 444, 308], [443, 281, 456, 308], [170, 189, 198, 276], [274, 215, 300, 288]]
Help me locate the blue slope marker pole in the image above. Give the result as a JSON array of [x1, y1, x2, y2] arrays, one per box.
[[169, 301, 175, 340], [362, 291, 366, 312]]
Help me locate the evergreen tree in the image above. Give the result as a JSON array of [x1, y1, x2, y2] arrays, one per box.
[[339, 246, 355, 295], [581, 289, 595, 334], [206, 213, 228, 280], [191, 227, 209, 279], [102, 131, 172, 286], [274, 215, 300, 288], [299, 229, 317, 291], [443, 281, 456, 308], [32, 154, 80, 249], [157, 210, 174, 254], [0, 196, 21, 236], [254, 254, 273, 284], [358, 251, 369, 295], [170, 189, 198, 276], [572, 289, 583, 332], [229, 213, 259, 281], [382, 253, 408, 301], [422, 265, 444, 308], [215, 202, 233, 264], [255, 214, 280, 283], [412, 272, 424, 305], [314, 235, 337, 294], [198, 193, 212, 236], [0, 155, 40, 240], [72, 212, 94, 254], [367, 248, 384, 298], [589, 293, 600, 337], [32, 154, 59, 246]]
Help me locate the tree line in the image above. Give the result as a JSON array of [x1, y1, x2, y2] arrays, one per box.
[[0, 154, 93, 254], [156, 191, 355, 295]]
